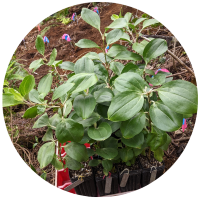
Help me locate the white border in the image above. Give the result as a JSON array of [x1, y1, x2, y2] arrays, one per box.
[[0, 1, 199, 201]]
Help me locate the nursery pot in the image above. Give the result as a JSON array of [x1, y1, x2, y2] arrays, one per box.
[[94, 169, 119, 196], [118, 161, 142, 192], [139, 157, 165, 187], [68, 169, 97, 197]]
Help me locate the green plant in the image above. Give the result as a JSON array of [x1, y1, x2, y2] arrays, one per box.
[[33, 136, 39, 148], [56, 16, 72, 25], [4, 59, 29, 87], [3, 8, 198, 176]]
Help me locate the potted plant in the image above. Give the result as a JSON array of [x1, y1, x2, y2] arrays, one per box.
[[3, 7, 198, 197]]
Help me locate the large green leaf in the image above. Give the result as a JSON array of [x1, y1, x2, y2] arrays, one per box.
[[37, 142, 55, 169], [120, 112, 146, 139], [114, 72, 148, 92], [107, 18, 128, 28], [63, 100, 72, 118], [134, 18, 147, 26], [79, 130, 91, 144], [94, 63, 108, 81], [107, 44, 127, 58], [119, 148, 134, 162], [35, 35, 45, 56], [75, 39, 100, 49], [94, 88, 114, 103], [157, 80, 198, 114], [146, 71, 166, 86], [143, 19, 159, 29], [108, 91, 144, 122], [23, 106, 38, 118], [88, 159, 100, 167], [99, 137, 118, 149], [52, 82, 74, 100], [5, 88, 24, 101], [120, 32, 131, 42], [96, 104, 109, 118], [64, 142, 88, 162], [87, 149, 95, 157], [47, 48, 57, 66], [121, 63, 139, 74], [74, 57, 95, 74], [110, 62, 124, 75], [42, 128, 54, 142], [29, 89, 43, 104], [38, 73, 52, 97], [81, 8, 100, 30], [73, 94, 96, 119], [149, 126, 167, 151], [49, 114, 62, 128], [70, 112, 100, 127], [143, 38, 168, 64], [153, 148, 164, 162], [96, 148, 118, 160], [132, 42, 148, 56], [29, 59, 44, 72], [149, 101, 183, 132], [67, 73, 98, 94], [114, 51, 142, 61], [84, 52, 100, 61], [56, 119, 84, 143], [106, 29, 124, 45], [102, 120, 121, 133], [65, 155, 81, 170], [122, 132, 144, 148], [32, 113, 50, 128], [88, 122, 112, 141], [160, 134, 171, 151], [19, 75, 35, 97], [3, 94, 24, 107], [59, 61, 74, 71], [102, 160, 113, 175], [89, 82, 107, 95], [124, 12, 132, 22], [51, 156, 63, 170]]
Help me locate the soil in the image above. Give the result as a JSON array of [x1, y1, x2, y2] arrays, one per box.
[[118, 161, 140, 173], [94, 164, 117, 178], [4, 2, 197, 186], [139, 154, 162, 169], [70, 161, 92, 179]]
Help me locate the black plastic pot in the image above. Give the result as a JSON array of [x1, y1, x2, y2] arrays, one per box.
[[139, 157, 165, 187], [68, 169, 97, 197], [95, 171, 119, 196], [118, 164, 142, 192]]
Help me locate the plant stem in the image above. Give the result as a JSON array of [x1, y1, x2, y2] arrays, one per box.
[[58, 142, 64, 164], [55, 67, 64, 82]]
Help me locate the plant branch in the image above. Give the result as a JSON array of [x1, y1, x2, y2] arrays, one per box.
[[166, 70, 188, 78], [174, 137, 190, 142]]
